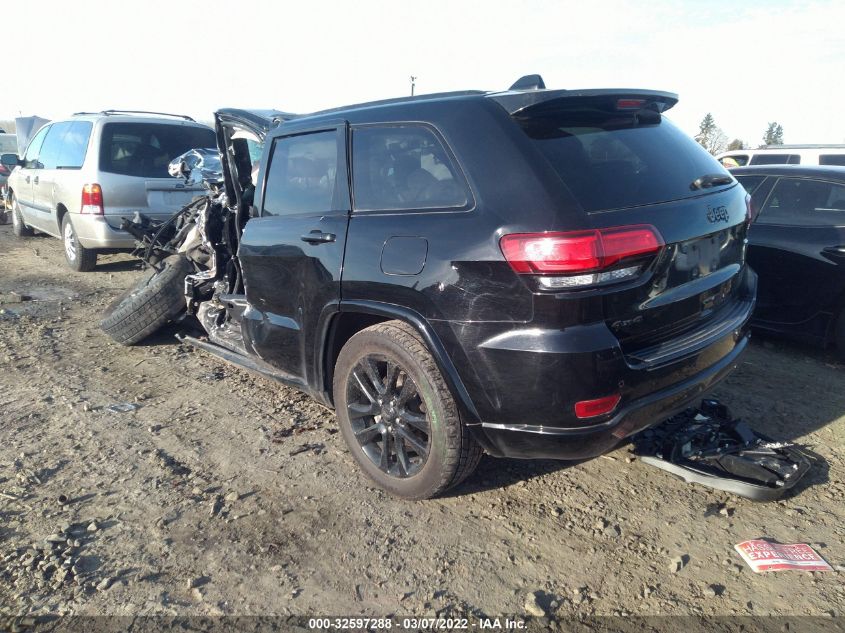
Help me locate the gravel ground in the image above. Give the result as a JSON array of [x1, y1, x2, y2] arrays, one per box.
[[1, 222, 844, 626]]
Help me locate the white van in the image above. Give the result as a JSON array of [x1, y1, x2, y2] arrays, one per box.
[[717, 145, 845, 168]]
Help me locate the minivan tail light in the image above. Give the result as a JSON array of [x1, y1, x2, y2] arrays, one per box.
[[81, 184, 104, 215], [500, 225, 664, 275], [744, 192, 757, 224], [575, 394, 621, 419]]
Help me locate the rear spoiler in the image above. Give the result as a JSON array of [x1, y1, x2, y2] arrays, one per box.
[[487, 88, 679, 116]]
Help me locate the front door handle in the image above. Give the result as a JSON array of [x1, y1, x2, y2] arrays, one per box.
[[25, 175, 30, 184], [300, 230, 336, 244], [822, 245, 845, 257]]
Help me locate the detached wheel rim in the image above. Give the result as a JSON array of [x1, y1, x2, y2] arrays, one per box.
[[346, 355, 430, 478], [64, 221, 77, 261]]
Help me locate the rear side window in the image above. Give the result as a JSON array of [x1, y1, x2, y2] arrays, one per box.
[[720, 154, 748, 167], [749, 154, 801, 165], [518, 112, 729, 212], [758, 178, 845, 226], [734, 175, 766, 195], [351, 125, 469, 211], [262, 131, 338, 216], [99, 122, 216, 178], [36, 122, 72, 169], [37, 121, 93, 169], [819, 154, 845, 166]]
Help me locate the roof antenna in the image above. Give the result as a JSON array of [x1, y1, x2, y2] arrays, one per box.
[[410, 75, 417, 96], [509, 74, 546, 91]]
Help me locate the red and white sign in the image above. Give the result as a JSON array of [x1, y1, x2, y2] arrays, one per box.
[[735, 539, 833, 573]]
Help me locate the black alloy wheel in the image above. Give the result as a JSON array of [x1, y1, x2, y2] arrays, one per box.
[[346, 355, 430, 478]]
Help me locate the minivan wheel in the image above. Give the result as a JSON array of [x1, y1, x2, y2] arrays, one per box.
[[333, 320, 482, 500], [11, 195, 34, 238], [61, 214, 97, 272]]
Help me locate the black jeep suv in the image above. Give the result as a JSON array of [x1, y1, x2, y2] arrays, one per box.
[[102, 76, 756, 499]]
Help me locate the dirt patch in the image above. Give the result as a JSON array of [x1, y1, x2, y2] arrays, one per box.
[[0, 223, 843, 622]]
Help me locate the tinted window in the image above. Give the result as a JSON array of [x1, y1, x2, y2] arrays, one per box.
[[520, 112, 729, 212], [23, 125, 50, 167], [262, 131, 338, 216], [734, 175, 766, 195], [99, 122, 216, 178], [37, 122, 73, 169], [352, 126, 468, 210], [750, 154, 801, 165], [819, 154, 845, 166], [758, 178, 845, 226]]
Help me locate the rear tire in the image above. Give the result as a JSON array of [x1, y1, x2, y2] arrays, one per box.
[[100, 255, 192, 346], [11, 194, 33, 237], [333, 320, 482, 500], [61, 214, 97, 272]]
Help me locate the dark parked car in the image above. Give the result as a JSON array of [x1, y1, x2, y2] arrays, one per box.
[[731, 165, 845, 356], [101, 77, 755, 499]]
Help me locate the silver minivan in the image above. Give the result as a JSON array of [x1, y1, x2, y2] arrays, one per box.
[[0, 111, 216, 270]]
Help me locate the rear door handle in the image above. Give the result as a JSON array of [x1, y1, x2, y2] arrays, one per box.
[[300, 230, 336, 244], [822, 245, 845, 256], [33, 176, 39, 185], [25, 175, 30, 184]]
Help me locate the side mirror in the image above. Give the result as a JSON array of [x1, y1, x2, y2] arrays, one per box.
[[1, 153, 21, 167]]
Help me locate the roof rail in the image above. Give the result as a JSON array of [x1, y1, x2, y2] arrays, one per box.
[[72, 110, 195, 122]]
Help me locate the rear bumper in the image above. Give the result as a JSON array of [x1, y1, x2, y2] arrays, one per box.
[[478, 331, 749, 459], [72, 214, 137, 249]]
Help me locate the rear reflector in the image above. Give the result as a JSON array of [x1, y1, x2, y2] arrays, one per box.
[[500, 225, 663, 275], [0, 164, 9, 176], [81, 184, 104, 215], [575, 394, 621, 419]]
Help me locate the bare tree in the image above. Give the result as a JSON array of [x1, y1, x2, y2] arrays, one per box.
[[695, 113, 728, 155]]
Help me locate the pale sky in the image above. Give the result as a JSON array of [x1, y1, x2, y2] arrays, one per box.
[[3, 0, 843, 146]]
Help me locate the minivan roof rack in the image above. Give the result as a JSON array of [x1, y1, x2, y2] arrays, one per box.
[[72, 110, 196, 122], [761, 144, 845, 150]]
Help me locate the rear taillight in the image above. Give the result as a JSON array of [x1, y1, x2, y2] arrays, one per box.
[[500, 225, 663, 288], [745, 192, 757, 224], [575, 393, 621, 419], [81, 184, 104, 215], [0, 165, 9, 176]]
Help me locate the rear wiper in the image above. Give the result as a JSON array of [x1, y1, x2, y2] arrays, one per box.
[[690, 174, 734, 190]]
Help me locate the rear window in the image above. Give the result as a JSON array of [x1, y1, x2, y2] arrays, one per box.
[[819, 154, 845, 166], [749, 154, 801, 165], [99, 122, 216, 178], [519, 111, 730, 212]]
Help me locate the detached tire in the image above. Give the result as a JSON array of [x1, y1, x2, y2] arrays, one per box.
[[100, 255, 191, 346], [333, 320, 482, 500]]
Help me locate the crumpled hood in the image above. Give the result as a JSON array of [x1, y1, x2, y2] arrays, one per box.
[[14, 116, 50, 155]]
